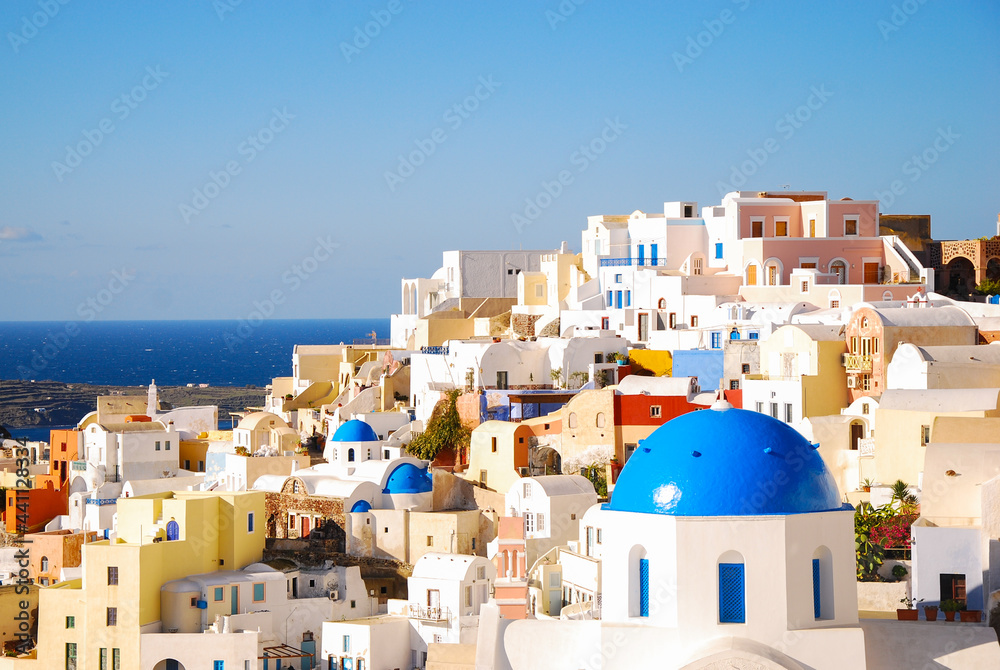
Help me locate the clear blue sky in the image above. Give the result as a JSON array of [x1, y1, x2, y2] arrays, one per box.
[[1, 0, 997, 321]]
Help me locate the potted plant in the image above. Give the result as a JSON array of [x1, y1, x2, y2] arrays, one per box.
[[941, 599, 960, 621], [923, 604, 939, 621], [861, 477, 874, 493], [897, 596, 922, 620], [892, 564, 908, 581], [959, 608, 982, 623]]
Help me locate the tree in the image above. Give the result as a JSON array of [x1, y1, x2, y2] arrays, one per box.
[[975, 278, 1000, 296], [407, 389, 470, 461], [549, 367, 563, 389]]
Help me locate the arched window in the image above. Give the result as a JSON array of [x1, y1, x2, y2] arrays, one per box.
[[596, 412, 606, 428], [568, 412, 578, 429], [40, 556, 49, 572], [830, 260, 847, 284], [348, 448, 355, 462], [657, 298, 666, 310], [813, 546, 835, 620], [718, 551, 745, 623], [166, 520, 179, 541], [882, 290, 893, 301]]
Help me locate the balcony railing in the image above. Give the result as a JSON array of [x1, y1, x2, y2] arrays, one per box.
[[842, 354, 873, 371], [420, 346, 450, 355], [353, 338, 390, 346], [85, 498, 117, 506], [858, 437, 875, 457], [599, 257, 667, 268], [71, 460, 87, 471], [408, 604, 450, 622]]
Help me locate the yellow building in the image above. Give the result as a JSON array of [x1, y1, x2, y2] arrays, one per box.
[[463, 421, 532, 493], [19, 491, 265, 670]]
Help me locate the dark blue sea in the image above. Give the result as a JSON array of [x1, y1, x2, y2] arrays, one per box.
[[0, 318, 389, 387]]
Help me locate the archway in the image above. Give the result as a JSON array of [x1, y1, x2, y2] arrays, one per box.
[[945, 256, 976, 295], [152, 660, 187, 670], [987, 258, 1000, 282], [829, 260, 847, 285]]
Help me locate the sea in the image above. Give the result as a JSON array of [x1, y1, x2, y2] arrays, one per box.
[[0, 318, 389, 441]]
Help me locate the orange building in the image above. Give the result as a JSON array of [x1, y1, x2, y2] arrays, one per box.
[[2, 429, 81, 533]]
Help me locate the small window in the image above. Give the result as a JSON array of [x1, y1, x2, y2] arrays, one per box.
[[465, 585, 473, 607], [523, 482, 531, 498], [343, 635, 352, 653], [615, 273, 622, 283], [845, 217, 858, 235], [477, 566, 486, 580], [775, 219, 788, 237], [690, 315, 698, 328], [658, 298, 666, 309], [247, 512, 255, 533], [537, 513, 545, 531], [41, 556, 49, 572], [519, 437, 524, 443], [730, 380, 739, 390], [535, 284, 544, 298], [491, 437, 497, 453], [155, 441, 161, 451], [861, 403, 869, 415], [650, 406, 661, 418], [715, 242, 723, 259], [751, 219, 763, 238], [741, 364, 750, 374], [800, 280, 809, 293], [214, 587, 224, 601], [380, 586, 387, 594], [669, 313, 677, 329], [165, 440, 170, 450], [427, 536, 433, 547], [748, 331, 759, 340], [719, 563, 745, 623], [770, 403, 778, 419], [711, 332, 721, 349], [784, 403, 793, 423], [350, 600, 356, 608], [66, 616, 75, 629], [106, 607, 117, 626], [921, 425, 931, 446], [596, 528, 603, 544], [596, 412, 606, 428], [253, 583, 265, 602], [108, 566, 118, 586], [214, 662, 225, 670], [190, 596, 198, 607], [755, 402, 763, 413]]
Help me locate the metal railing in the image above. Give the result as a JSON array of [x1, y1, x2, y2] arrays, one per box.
[[420, 346, 450, 355], [353, 338, 390, 346], [85, 498, 117, 506], [71, 461, 87, 471], [599, 257, 667, 268], [408, 604, 450, 621], [842, 354, 872, 371], [858, 437, 875, 457]]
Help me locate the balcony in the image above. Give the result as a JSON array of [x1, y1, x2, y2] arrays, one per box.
[[71, 460, 87, 471], [842, 354, 872, 372], [858, 437, 875, 457], [408, 604, 451, 622], [420, 346, 450, 355], [85, 497, 117, 506], [599, 257, 667, 268]]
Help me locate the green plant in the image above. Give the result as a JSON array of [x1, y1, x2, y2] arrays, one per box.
[[861, 477, 874, 491], [569, 371, 589, 388], [595, 370, 609, 388], [855, 501, 892, 580], [899, 595, 923, 609], [407, 389, 470, 461], [892, 564, 908, 580], [234, 446, 250, 457], [941, 598, 962, 613], [549, 367, 563, 388], [465, 368, 475, 390], [975, 278, 1000, 296]]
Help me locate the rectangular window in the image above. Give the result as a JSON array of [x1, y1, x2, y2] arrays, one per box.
[[343, 635, 351, 653], [845, 217, 858, 235], [524, 513, 535, 533], [106, 607, 117, 626], [940, 573, 967, 606], [751, 219, 763, 238], [112, 649, 120, 670], [537, 513, 545, 531], [66, 643, 77, 670], [247, 512, 255, 533], [862, 375, 872, 392], [690, 315, 698, 328], [626, 290, 631, 307], [594, 352, 604, 364], [730, 379, 740, 390], [711, 332, 721, 349], [742, 364, 750, 374], [749, 331, 759, 340], [213, 662, 224, 670], [215, 587, 224, 601], [692, 258, 703, 275], [596, 528, 603, 544], [66, 616, 75, 628], [465, 585, 472, 607], [165, 440, 170, 450], [253, 583, 265, 602], [100, 648, 107, 670], [491, 437, 497, 453], [638, 244, 645, 264], [668, 313, 677, 329], [478, 566, 486, 580], [639, 558, 650, 617], [616, 291, 623, 309], [921, 425, 931, 446], [784, 403, 793, 423], [523, 482, 531, 498], [775, 219, 788, 236], [155, 441, 161, 451], [800, 280, 809, 293], [615, 273, 622, 283], [715, 242, 723, 259], [426, 536, 433, 547], [535, 284, 544, 298], [198, 460, 204, 471], [755, 402, 763, 414], [607, 291, 613, 308], [650, 405, 661, 418], [650, 244, 658, 262], [770, 403, 778, 419], [813, 559, 822, 619], [719, 563, 746, 623], [184, 460, 190, 469]]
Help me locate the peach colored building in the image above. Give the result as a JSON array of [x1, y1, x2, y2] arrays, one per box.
[[24, 529, 97, 586], [492, 516, 529, 619]]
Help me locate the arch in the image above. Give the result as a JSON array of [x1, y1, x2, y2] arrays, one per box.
[[69, 475, 88, 496], [987, 258, 1000, 282], [829, 259, 848, 285], [827, 288, 842, 309], [945, 256, 975, 295], [744, 261, 761, 286], [812, 545, 835, 620], [881, 290, 893, 301], [567, 412, 578, 429], [718, 550, 745, 624], [152, 660, 187, 670], [347, 447, 355, 462], [595, 412, 606, 428], [166, 520, 179, 541], [658, 298, 667, 310], [40, 556, 49, 572], [763, 258, 783, 286], [628, 544, 648, 618]]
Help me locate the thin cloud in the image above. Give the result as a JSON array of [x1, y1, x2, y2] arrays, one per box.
[[0, 226, 42, 242]]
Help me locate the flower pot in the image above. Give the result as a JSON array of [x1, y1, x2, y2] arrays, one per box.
[[944, 611, 956, 622], [896, 608, 919, 621], [923, 606, 938, 622], [959, 610, 982, 623]]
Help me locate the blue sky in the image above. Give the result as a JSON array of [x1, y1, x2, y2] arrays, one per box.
[[1, 0, 997, 321]]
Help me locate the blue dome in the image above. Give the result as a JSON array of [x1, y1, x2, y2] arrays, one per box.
[[331, 419, 379, 442], [609, 405, 842, 516], [350, 500, 372, 513], [382, 463, 433, 495]]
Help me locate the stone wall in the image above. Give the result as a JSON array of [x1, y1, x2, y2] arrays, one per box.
[[264, 491, 346, 551], [511, 313, 542, 338]]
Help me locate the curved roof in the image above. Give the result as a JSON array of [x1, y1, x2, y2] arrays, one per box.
[[251, 474, 287, 492], [878, 388, 1000, 413], [616, 376, 696, 397], [382, 462, 433, 495], [609, 404, 842, 516], [864, 305, 976, 328], [236, 412, 288, 431], [521, 475, 595, 497], [411, 552, 486, 581], [331, 419, 379, 442]]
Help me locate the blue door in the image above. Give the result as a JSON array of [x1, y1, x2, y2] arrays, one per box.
[[616, 291, 623, 309], [639, 558, 649, 617], [637, 245, 645, 265], [166, 520, 179, 541], [719, 563, 745, 623], [650, 244, 658, 264], [812, 559, 821, 618]]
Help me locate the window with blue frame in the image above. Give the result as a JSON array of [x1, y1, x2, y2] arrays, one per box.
[[651, 244, 658, 263], [166, 520, 179, 541], [213, 661, 224, 670], [749, 331, 759, 340], [639, 558, 649, 617], [616, 291, 623, 309], [719, 563, 745, 623], [715, 242, 723, 259], [214, 587, 224, 601], [812, 559, 821, 619], [253, 583, 264, 602], [607, 291, 613, 308], [638, 244, 645, 264], [711, 332, 721, 349], [343, 635, 351, 653], [626, 291, 631, 307], [615, 273, 622, 283]]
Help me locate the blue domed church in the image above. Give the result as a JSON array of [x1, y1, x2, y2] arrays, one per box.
[[491, 400, 868, 669]]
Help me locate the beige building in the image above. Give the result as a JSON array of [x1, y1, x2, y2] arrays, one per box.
[[463, 421, 532, 494]]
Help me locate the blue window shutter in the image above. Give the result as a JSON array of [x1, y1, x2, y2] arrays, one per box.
[[813, 559, 821, 618], [639, 558, 649, 617], [638, 245, 645, 263], [626, 291, 631, 307], [719, 563, 745, 623], [651, 244, 658, 262], [616, 291, 623, 309], [711, 332, 721, 349], [749, 331, 759, 340], [715, 242, 723, 259], [607, 291, 612, 308]]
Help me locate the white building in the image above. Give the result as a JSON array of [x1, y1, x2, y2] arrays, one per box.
[[497, 475, 596, 567]]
